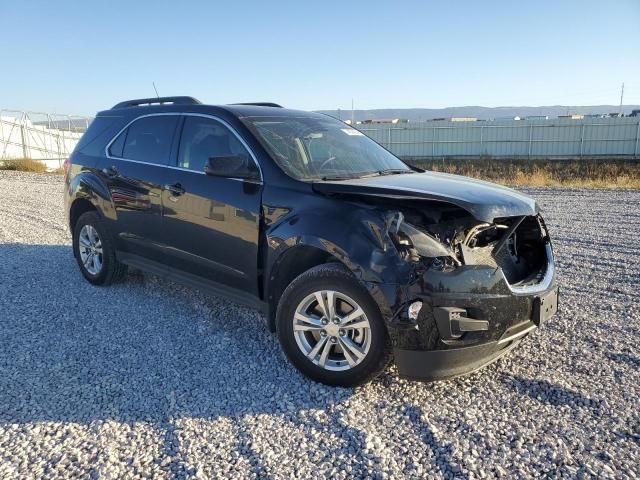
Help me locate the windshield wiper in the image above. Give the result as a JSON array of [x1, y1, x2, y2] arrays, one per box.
[[320, 169, 412, 181], [376, 168, 413, 176], [320, 174, 361, 181]]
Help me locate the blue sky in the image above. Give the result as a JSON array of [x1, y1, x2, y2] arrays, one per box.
[[1, 0, 639, 115]]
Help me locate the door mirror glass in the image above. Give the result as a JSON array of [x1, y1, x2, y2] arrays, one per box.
[[204, 155, 259, 180]]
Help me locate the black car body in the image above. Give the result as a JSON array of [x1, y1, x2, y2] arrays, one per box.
[[64, 97, 558, 386]]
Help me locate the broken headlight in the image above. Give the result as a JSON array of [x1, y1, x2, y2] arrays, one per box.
[[427, 256, 459, 272], [386, 211, 461, 268]]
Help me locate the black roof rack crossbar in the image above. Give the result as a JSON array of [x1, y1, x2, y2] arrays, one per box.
[[231, 102, 283, 108], [112, 96, 201, 109]]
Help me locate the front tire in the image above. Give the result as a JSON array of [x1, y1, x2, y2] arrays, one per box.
[[276, 263, 392, 387], [73, 211, 127, 286]]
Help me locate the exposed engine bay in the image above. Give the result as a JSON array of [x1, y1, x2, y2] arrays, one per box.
[[380, 200, 550, 287]]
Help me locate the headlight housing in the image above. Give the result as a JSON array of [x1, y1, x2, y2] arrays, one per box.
[[386, 211, 460, 268]]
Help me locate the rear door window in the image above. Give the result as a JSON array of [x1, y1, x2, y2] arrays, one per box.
[[112, 115, 179, 165]]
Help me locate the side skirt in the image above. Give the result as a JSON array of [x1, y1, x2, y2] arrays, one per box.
[[117, 251, 268, 314]]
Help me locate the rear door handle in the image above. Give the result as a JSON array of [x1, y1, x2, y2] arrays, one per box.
[[164, 182, 185, 196]]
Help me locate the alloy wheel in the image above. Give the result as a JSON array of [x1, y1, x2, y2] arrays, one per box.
[[78, 224, 103, 275], [293, 290, 372, 371]]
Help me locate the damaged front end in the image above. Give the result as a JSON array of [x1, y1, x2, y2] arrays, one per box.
[[375, 200, 558, 381]]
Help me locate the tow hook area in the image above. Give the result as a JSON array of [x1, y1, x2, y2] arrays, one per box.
[[434, 307, 489, 340]]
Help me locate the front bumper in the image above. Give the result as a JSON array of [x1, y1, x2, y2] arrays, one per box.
[[383, 244, 558, 381], [394, 334, 524, 381]]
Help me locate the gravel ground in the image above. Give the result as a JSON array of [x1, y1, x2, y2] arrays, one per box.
[[0, 170, 638, 479]]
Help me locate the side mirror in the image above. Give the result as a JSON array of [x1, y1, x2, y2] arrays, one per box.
[[204, 155, 259, 181]]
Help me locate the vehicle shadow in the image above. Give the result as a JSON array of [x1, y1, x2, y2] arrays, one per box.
[[1, 243, 394, 476], [500, 375, 603, 412], [400, 404, 465, 479], [605, 351, 640, 368]]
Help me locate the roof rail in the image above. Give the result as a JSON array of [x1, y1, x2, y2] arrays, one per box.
[[231, 102, 283, 108], [112, 96, 201, 109]]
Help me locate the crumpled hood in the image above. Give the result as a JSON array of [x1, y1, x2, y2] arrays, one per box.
[[312, 171, 538, 223]]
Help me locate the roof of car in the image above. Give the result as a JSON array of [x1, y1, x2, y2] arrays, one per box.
[[103, 97, 325, 120], [220, 104, 324, 118]]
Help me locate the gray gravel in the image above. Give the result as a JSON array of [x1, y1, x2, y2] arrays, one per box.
[[0, 170, 638, 479]]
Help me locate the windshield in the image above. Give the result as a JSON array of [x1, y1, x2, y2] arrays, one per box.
[[241, 115, 412, 180]]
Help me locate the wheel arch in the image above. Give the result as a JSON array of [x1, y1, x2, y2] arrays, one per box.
[[265, 244, 344, 332], [67, 170, 115, 232], [69, 198, 98, 233], [262, 207, 413, 331]]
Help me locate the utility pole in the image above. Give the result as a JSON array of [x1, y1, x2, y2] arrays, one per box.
[[619, 82, 625, 116]]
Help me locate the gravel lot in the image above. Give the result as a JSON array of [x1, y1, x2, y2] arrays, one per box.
[[0, 170, 638, 479]]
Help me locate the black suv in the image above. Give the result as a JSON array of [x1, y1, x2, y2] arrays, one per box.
[[64, 97, 558, 386]]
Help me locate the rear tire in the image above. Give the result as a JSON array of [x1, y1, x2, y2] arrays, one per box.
[[73, 211, 127, 286], [276, 263, 392, 387]]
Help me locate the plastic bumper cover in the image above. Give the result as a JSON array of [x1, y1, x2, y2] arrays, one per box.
[[391, 244, 558, 381], [394, 320, 537, 381]]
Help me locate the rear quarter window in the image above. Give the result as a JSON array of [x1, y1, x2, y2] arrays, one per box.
[[75, 116, 124, 157]]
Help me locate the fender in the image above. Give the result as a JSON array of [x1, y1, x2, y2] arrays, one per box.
[[262, 204, 418, 327], [67, 170, 116, 223], [265, 205, 413, 285]]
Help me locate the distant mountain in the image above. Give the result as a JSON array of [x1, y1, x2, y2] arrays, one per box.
[[316, 105, 640, 122]]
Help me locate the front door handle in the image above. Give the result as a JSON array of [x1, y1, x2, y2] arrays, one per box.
[[164, 182, 185, 196]]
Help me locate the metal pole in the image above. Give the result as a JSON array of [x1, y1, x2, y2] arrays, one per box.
[[634, 120, 640, 158], [480, 125, 484, 155], [20, 123, 28, 159], [422, 125, 426, 158], [388, 127, 391, 148], [432, 127, 436, 157], [579, 124, 585, 158], [528, 124, 533, 158], [61, 116, 68, 160]]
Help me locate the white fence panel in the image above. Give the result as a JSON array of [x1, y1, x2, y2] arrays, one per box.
[[356, 117, 640, 160], [0, 111, 92, 166]]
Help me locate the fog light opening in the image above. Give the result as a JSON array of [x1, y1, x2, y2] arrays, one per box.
[[408, 301, 423, 321]]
